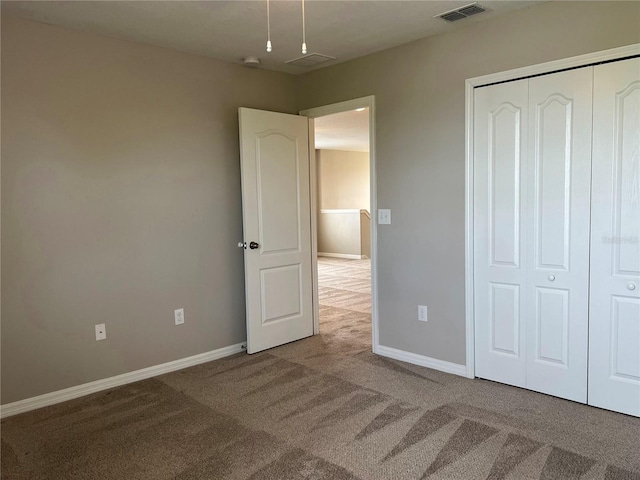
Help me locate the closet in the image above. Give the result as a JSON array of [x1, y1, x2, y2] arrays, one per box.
[[473, 57, 639, 417]]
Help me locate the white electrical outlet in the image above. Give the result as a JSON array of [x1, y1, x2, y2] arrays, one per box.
[[95, 323, 107, 341], [418, 305, 428, 322], [174, 308, 185, 325], [378, 209, 391, 225]]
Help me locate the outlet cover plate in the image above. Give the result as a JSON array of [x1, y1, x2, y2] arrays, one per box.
[[95, 323, 107, 341], [174, 308, 185, 325]]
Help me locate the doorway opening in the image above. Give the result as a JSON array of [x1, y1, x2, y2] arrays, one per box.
[[301, 96, 377, 352]]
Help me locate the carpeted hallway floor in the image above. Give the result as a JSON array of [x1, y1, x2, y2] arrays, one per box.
[[317, 256, 372, 352], [2, 257, 639, 479]]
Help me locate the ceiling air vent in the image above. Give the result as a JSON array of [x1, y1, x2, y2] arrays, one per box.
[[458, 4, 486, 16], [436, 3, 486, 22], [286, 53, 336, 68]]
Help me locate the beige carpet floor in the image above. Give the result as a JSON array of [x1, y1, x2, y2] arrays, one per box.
[[2, 257, 639, 479]]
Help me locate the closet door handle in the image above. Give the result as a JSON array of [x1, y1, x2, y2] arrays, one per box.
[[627, 282, 637, 291], [548, 275, 555, 282]]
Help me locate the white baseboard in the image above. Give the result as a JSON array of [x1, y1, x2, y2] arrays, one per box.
[[318, 252, 364, 260], [374, 344, 467, 377], [0, 342, 246, 419]]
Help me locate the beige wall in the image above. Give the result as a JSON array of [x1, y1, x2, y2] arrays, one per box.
[[317, 150, 370, 211], [1, 15, 297, 404], [360, 211, 371, 259], [318, 211, 362, 256], [317, 210, 371, 258], [298, 1, 640, 365]]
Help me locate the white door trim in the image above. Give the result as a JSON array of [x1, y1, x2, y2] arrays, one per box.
[[300, 96, 379, 349], [465, 43, 640, 379], [307, 117, 320, 335]]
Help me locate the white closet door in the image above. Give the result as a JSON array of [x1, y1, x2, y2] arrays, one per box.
[[588, 58, 640, 417], [524, 68, 593, 402], [474, 79, 529, 387]]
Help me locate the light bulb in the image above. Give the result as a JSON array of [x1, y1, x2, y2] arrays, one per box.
[[266, 40, 272, 53], [302, 42, 307, 55]]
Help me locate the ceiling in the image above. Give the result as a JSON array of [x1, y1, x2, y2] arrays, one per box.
[[2, 1, 543, 74], [315, 108, 369, 152]]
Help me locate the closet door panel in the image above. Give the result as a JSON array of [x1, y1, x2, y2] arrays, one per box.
[[589, 58, 640, 417], [525, 67, 593, 403], [474, 79, 529, 387]]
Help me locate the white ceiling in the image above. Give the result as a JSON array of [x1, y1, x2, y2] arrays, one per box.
[[315, 108, 369, 152], [2, 1, 543, 74]]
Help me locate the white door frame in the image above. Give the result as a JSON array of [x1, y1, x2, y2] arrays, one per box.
[[465, 44, 640, 379], [300, 96, 379, 349]]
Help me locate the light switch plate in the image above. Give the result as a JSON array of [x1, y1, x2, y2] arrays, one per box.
[[174, 308, 185, 325], [418, 306, 428, 322], [378, 209, 391, 225]]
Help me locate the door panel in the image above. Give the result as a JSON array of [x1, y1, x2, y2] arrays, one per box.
[[239, 108, 313, 354], [474, 79, 529, 387], [610, 297, 640, 381], [257, 133, 300, 253], [490, 103, 523, 267], [525, 67, 592, 403], [490, 282, 520, 356], [613, 80, 640, 276], [261, 265, 302, 323], [588, 58, 640, 417], [535, 287, 569, 366], [535, 96, 571, 270]]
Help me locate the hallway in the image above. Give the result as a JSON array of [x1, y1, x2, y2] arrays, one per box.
[[317, 256, 371, 352]]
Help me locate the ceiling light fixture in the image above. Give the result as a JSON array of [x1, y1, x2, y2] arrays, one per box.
[[263, 0, 309, 55], [301, 0, 307, 54], [355, 108, 366, 112], [266, 0, 272, 52]]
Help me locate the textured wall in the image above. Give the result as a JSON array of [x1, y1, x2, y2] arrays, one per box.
[[317, 149, 370, 211], [1, 15, 297, 403], [318, 212, 362, 256]]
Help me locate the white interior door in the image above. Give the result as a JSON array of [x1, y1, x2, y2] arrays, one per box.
[[474, 79, 529, 388], [239, 107, 314, 354], [588, 58, 640, 417], [524, 67, 592, 402]]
